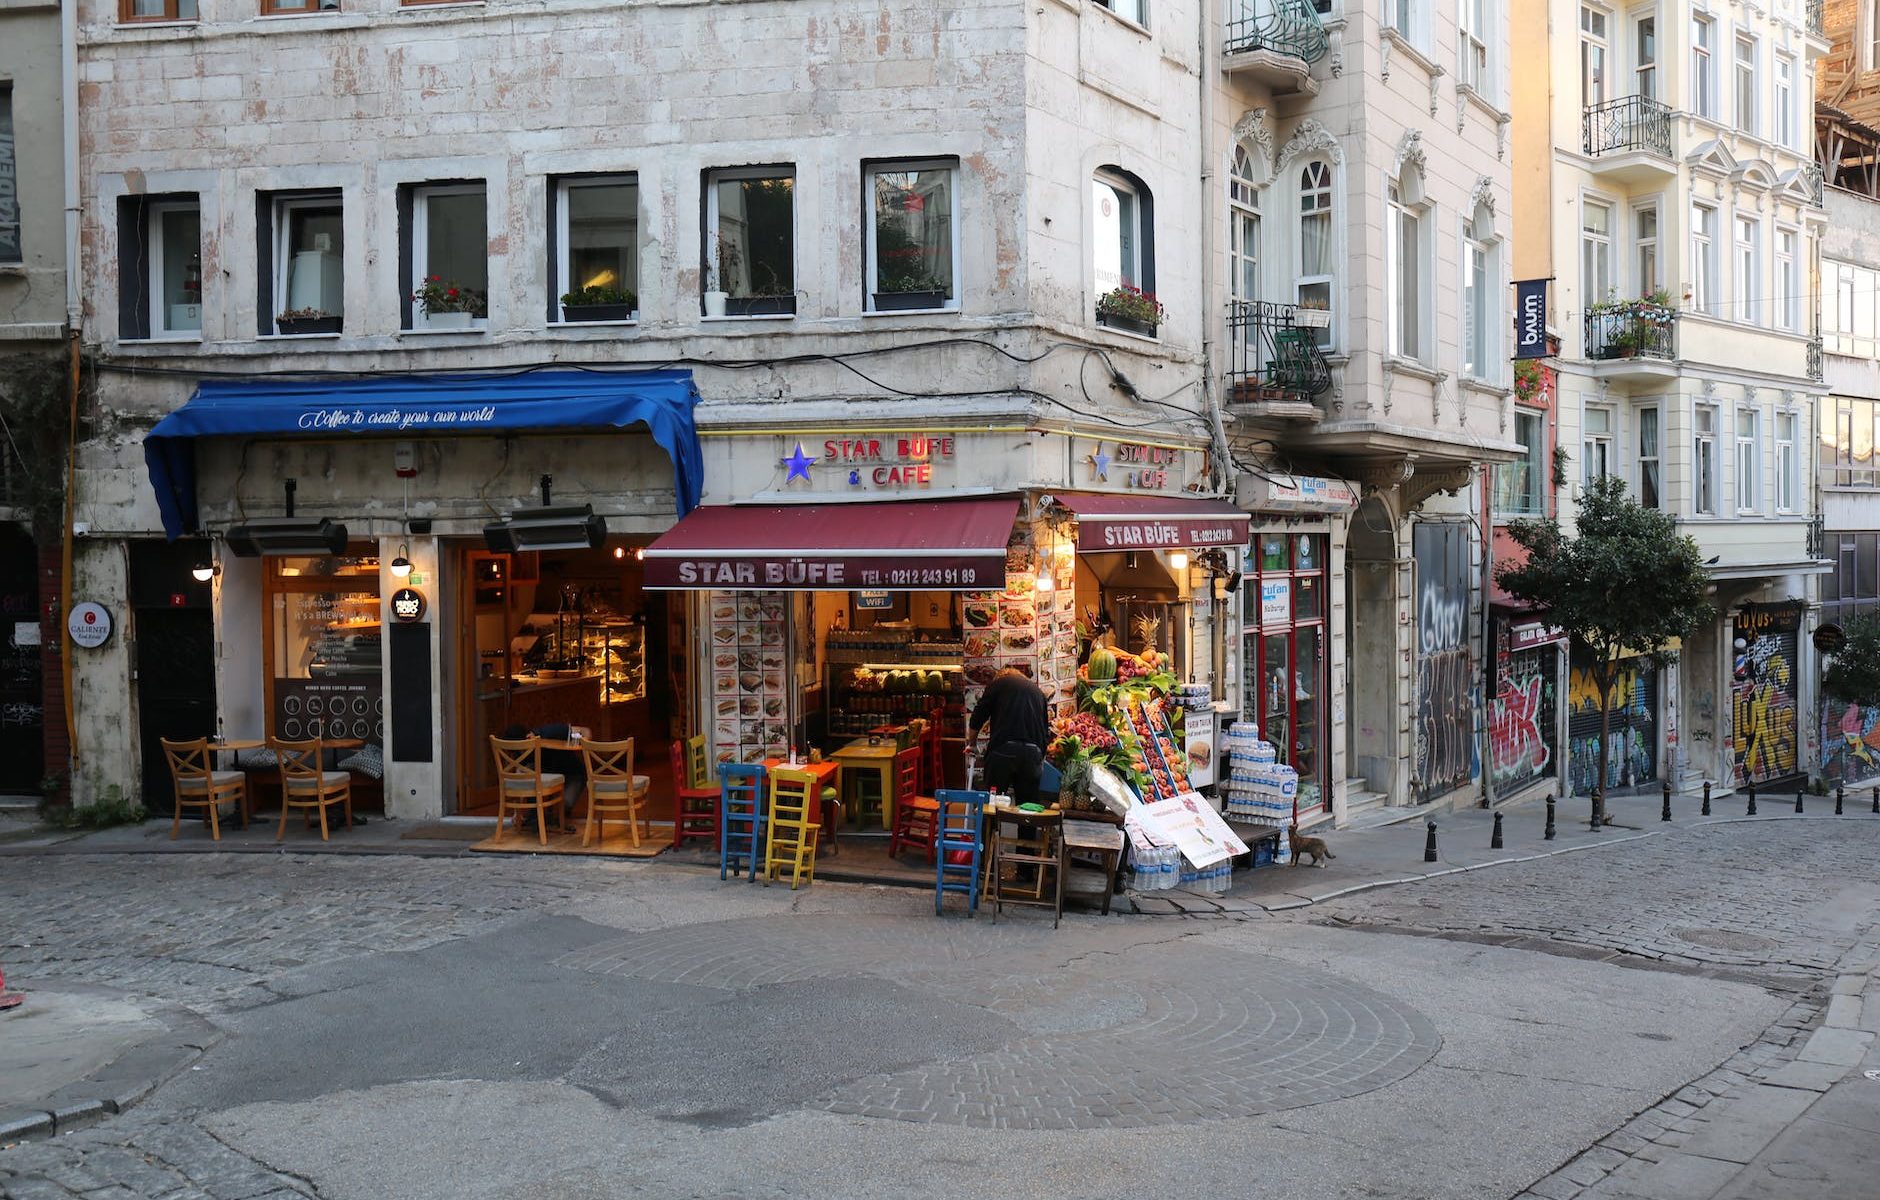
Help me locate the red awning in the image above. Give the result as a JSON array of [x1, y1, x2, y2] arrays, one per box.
[[1051, 493, 1249, 553], [642, 497, 1019, 591]]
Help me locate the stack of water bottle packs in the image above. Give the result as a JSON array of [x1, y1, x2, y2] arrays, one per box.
[[1221, 720, 1298, 823]]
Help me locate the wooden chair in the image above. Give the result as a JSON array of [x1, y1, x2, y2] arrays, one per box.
[[764, 768, 822, 890], [160, 737, 248, 841], [888, 746, 939, 863], [670, 735, 720, 850], [489, 735, 565, 846], [988, 808, 1064, 928], [719, 762, 767, 881], [270, 737, 352, 841], [934, 789, 989, 917], [580, 737, 651, 847]]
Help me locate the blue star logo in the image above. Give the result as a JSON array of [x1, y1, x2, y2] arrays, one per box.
[[1089, 443, 1111, 481], [782, 442, 816, 483]]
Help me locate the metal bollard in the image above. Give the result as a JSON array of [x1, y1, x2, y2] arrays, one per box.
[[1873, 787, 1879, 814], [1702, 781, 1712, 817], [1545, 794, 1556, 841], [1748, 781, 1757, 816], [1837, 786, 1845, 816], [1424, 821, 1438, 863], [1491, 811, 1504, 849], [1662, 779, 1673, 822], [1795, 789, 1805, 815]]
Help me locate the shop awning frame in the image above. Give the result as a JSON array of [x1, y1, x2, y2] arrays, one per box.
[[1049, 492, 1250, 552], [643, 497, 1021, 591], [143, 368, 705, 539]]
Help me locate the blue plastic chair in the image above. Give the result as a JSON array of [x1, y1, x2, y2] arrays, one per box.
[[719, 762, 767, 881], [933, 788, 989, 916]]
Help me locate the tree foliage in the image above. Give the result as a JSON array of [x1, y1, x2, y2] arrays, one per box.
[[1821, 611, 1880, 708], [1498, 475, 1713, 805]]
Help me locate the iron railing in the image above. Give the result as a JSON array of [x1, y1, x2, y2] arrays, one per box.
[[1224, 0, 1329, 64], [1582, 95, 1676, 158], [1802, 161, 1826, 206], [1808, 0, 1824, 38], [1585, 307, 1677, 361], [1808, 335, 1825, 382], [1225, 300, 1332, 405]]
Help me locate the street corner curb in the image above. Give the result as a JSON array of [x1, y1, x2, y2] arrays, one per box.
[[0, 1105, 53, 1143]]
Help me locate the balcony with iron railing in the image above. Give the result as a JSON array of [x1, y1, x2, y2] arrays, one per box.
[[1222, 0, 1328, 94], [1808, 0, 1823, 39], [1584, 301, 1678, 375], [1581, 95, 1677, 183], [1808, 335, 1825, 382], [1224, 300, 1332, 413]]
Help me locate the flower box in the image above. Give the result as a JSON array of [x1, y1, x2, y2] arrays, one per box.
[[276, 315, 341, 336], [424, 311, 475, 330], [872, 289, 949, 312], [726, 295, 795, 317], [1292, 307, 1333, 329], [1098, 311, 1158, 338], [561, 303, 635, 323]]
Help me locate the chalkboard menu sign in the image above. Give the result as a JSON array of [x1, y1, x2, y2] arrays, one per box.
[[274, 677, 382, 743]]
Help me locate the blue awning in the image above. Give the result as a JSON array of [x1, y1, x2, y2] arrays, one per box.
[[144, 369, 704, 539]]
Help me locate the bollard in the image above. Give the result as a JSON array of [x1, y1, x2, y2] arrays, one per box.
[[1837, 786, 1845, 816], [1748, 781, 1757, 816], [1491, 811, 1504, 849], [1591, 788, 1606, 831], [1424, 821, 1438, 863], [1662, 779, 1673, 822], [1545, 793, 1556, 841], [1795, 789, 1805, 814], [1702, 781, 1712, 817]]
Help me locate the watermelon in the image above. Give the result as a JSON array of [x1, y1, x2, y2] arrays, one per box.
[[1087, 646, 1118, 682]]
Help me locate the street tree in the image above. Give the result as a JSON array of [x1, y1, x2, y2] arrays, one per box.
[[1498, 474, 1713, 827], [1821, 611, 1880, 708]]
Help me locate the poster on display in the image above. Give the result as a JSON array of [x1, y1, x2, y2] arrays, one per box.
[[706, 591, 789, 766], [1259, 579, 1291, 626], [1732, 603, 1802, 786], [1127, 793, 1248, 868]]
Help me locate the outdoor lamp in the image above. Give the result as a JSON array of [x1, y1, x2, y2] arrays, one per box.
[[390, 544, 413, 578], [191, 557, 217, 582], [1168, 550, 1190, 571]]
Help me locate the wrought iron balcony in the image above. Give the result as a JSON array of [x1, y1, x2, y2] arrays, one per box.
[[1584, 304, 1677, 363], [1802, 162, 1825, 206], [1808, 0, 1824, 38], [1582, 95, 1675, 159], [1224, 0, 1329, 65], [1225, 300, 1331, 407], [1808, 336, 1825, 382]]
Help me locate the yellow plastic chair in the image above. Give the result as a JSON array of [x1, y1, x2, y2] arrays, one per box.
[[580, 737, 651, 847], [764, 768, 822, 889], [489, 735, 565, 846]]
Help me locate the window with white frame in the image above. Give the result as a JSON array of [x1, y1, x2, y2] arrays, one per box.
[[1690, 201, 1717, 314], [1582, 198, 1612, 302], [707, 166, 796, 317], [269, 193, 343, 335], [1734, 32, 1758, 137], [1459, 0, 1489, 91], [1387, 0, 1417, 41], [1094, 0, 1147, 26], [1736, 406, 1759, 512], [1776, 410, 1797, 511], [1093, 167, 1156, 328], [1775, 227, 1798, 331], [151, 200, 203, 337], [1463, 231, 1490, 379], [1633, 202, 1659, 295], [1691, 14, 1716, 118], [1870, 0, 1880, 72], [1634, 13, 1657, 100], [1581, 5, 1609, 107], [1824, 257, 1880, 357], [1296, 160, 1335, 349], [1583, 405, 1614, 483], [1694, 404, 1719, 514], [1386, 178, 1425, 360], [553, 175, 638, 322], [1496, 408, 1547, 516], [1734, 215, 1760, 325], [407, 183, 487, 328], [1229, 143, 1261, 305], [1775, 55, 1795, 149], [1637, 405, 1662, 509], [866, 159, 957, 313]]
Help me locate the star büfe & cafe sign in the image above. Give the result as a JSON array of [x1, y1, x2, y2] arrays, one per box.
[[780, 434, 956, 489]]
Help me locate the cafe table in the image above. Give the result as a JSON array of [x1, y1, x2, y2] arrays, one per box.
[[831, 740, 900, 830], [761, 756, 842, 848]]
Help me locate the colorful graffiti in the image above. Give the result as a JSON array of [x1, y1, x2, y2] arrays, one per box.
[[1566, 656, 1656, 795], [1820, 701, 1880, 784], [1732, 605, 1801, 786], [1489, 647, 1558, 791], [1413, 524, 1477, 799]]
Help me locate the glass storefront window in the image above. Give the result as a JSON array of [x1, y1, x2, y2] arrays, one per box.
[[267, 552, 383, 743], [1260, 534, 1288, 571], [1240, 531, 1328, 811]]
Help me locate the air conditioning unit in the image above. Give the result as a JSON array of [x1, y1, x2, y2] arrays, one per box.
[[482, 505, 607, 553], [225, 518, 350, 558]]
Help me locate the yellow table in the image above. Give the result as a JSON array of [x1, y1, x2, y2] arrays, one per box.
[[832, 741, 901, 830]]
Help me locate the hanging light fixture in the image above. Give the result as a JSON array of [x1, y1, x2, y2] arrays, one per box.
[[191, 555, 217, 582], [390, 542, 413, 578], [1168, 550, 1190, 571]]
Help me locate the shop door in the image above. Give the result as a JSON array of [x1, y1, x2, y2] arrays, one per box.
[[456, 549, 516, 815], [1566, 653, 1656, 796], [0, 528, 43, 793], [131, 540, 216, 813]]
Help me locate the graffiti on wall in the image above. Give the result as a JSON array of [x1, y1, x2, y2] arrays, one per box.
[[1413, 524, 1477, 799], [1732, 604, 1801, 786], [1566, 656, 1657, 794], [1821, 701, 1880, 784], [1490, 646, 1558, 791]]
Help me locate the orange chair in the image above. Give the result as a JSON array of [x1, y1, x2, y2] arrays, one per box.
[[888, 746, 940, 863], [670, 735, 720, 849], [490, 735, 565, 846], [160, 737, 248, 841], [270, 737, 352, 841]]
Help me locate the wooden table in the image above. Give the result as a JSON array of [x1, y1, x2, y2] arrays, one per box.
[[831, 741, 900, 830], [1061, 818, 1125, 916], [761, 757, 842, 851]]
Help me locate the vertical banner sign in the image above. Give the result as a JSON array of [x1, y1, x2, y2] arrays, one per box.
[[1513, 279, 1549, 360], [1413, 524, 1476, 800]]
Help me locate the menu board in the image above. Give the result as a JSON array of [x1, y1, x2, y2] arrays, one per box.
[[960, 533, 1080, 782], [706, 591, 789, 766]]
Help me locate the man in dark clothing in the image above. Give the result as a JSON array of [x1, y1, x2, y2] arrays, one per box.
[[969, 666, 1050, 805]]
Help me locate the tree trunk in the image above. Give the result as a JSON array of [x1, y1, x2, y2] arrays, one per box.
[[1594, 663, 1615, 829]]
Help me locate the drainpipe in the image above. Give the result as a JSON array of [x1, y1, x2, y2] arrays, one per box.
[[1198, 0, 1236, 712], [1480, 469, 1495, 808], [58, 0, 82, 781]]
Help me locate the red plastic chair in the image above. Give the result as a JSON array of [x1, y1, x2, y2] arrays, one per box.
[[670, 736, 720, 850], [889, 746, 939, 863], [920, 708, 945, 793]]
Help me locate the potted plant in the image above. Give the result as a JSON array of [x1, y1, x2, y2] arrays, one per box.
[[872, 265, 949, 312], [732, 260, 796, 317], [704, 234, 736, 318], [412, 276, 486, 329], [559, 284, 637, 323], [1292, 298, 1333, 328], [1096, 284, 1165, 337], [276, 307, 341, 336]]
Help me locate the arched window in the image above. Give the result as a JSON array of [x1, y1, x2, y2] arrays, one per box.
[[1462, 198, 1497, 380], [1229, 144, 1262, 303], [1386, 159, 1428, 360], [1093, 166, 1157, 330], [1296, 159, 1334, 347]]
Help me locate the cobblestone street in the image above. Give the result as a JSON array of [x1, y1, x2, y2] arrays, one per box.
[[2, 817, 1876, 1199]]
